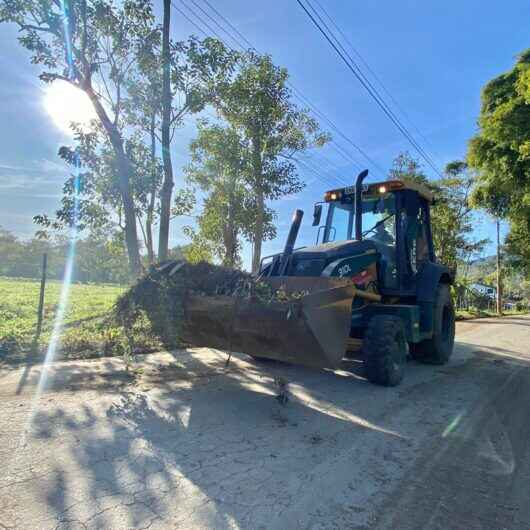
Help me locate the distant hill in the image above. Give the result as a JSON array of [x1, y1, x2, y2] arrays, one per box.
[[463, 256, 496, 283]]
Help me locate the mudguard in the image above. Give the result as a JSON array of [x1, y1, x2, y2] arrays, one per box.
[[415, 262, 454, 337], [416, 262, 454, 302]]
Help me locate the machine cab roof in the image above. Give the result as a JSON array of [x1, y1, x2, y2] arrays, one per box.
[[323, 179, 435, 204]]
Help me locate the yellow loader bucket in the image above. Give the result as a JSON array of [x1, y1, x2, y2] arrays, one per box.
[[180, 277, 357, 369]]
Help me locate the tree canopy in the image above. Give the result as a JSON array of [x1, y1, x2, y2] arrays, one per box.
[[468, 49, 530, 277], [185, 120, 275, 267], [388, 152, 487, 270], [215, 51, 330, 272]]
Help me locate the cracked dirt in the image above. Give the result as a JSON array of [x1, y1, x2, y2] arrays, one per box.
[[1, 315, 529, 529]]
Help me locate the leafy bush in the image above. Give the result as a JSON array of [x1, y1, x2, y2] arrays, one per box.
[[114, 261, 251, 350]]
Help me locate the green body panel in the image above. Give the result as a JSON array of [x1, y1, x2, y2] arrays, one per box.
[[315, 251, 435, 345], [322, 252, 379, 279], [360, 304, 422, 343]]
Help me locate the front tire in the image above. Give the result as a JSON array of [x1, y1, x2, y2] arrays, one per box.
[[410, 284, 455, 365], [362, 315, 407, 387]]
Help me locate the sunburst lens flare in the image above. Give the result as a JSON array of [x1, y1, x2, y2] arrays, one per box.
[[44, 81, 96, 133]]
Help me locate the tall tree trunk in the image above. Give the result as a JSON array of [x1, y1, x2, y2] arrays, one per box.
[[145, 111, 157, 264], [252, 187, 264, 273], [115, 151, 143, 276], [223, 188, 237, 267], [496, 219, 503, 315], [251, 136, 264, 274], [158, 0, 174, 262], [85, 86, 142, 276]]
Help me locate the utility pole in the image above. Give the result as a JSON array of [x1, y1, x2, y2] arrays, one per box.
[[496, 219, 502, 315]]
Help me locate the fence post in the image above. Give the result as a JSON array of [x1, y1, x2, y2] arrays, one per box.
[[35, 252, 48, 340]]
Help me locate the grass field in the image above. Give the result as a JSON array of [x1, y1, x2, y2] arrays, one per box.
[[0, 277, 135, 363]]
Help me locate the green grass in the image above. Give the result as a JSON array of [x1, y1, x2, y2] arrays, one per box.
[[456, 307, 528, 320], [0, 277, 159, 364]]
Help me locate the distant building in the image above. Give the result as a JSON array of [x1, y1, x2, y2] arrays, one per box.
[[470, 282, 496, 300]]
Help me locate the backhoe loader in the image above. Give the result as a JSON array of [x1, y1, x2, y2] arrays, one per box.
[[180, 170, 455, 386]]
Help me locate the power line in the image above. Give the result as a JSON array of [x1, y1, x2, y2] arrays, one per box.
[[189, 0, 372, 172], [302, 0, 439, 174], [189, 0, 240, 47], [306, 150, 352, 178], [199, 0, 255, 50], [178, 0, 385, 178], [175, 0, 348, 189], [301, 0, 441, 175], [177, 0, 224, 41], [298, 153, 349, 186], [296, 0, 442, 177], [171, 1, 208, 37], [302, 0, 440, 174], [311, 0, 440, 161], [294, 157, 345, 189], [289, 84, 382, 173]]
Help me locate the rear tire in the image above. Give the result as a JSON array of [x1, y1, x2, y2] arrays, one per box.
[[410, 284, 455, 365], [362, 315, 407, 387]]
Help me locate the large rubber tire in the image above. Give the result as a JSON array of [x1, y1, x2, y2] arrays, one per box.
[[411, 284, 455, 365], [362, 315, 407, 387]]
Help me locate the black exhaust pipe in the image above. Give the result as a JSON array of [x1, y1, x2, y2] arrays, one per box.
[[280, 209, 304, 275], [354, 169, 369, 240]]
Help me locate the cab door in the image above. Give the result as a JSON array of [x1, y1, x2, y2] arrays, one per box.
[[397, 193, 434, 292]]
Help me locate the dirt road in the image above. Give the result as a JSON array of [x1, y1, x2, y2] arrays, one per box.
[[1, 315, 529, 530]]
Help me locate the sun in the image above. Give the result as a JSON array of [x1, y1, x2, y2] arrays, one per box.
[[44, 81, 97, 133]]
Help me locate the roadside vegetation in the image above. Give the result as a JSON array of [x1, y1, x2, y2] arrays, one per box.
[[0, 277, 160, 365]]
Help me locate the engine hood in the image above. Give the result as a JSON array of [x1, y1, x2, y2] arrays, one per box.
[[287, 239, 380, 277], [293, 239, 378, 261]]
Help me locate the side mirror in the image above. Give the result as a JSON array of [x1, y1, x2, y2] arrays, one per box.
[[312, 204, 322, 226]]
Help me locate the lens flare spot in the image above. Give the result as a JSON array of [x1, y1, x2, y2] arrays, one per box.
[[44, 81, 96, 133]]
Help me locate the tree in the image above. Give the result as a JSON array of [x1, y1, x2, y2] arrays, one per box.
[[434, 161, 488, 270], [35, 127, 163, 253], [186, 122, 247, 267], [125, 35, 238, 262], [505, 222, 530, 277], [0, 225, 130, 283], [389, 151, 429, 185], [389, 153, 487, 270], [468, 49, 530, 278], [0, 227, 24, 276], [180, 229, 215, 264], [0, 0, 167, 274], [184, 120, 276, 267], [215, 52, 330, 272], [158, 0, 173, 262]]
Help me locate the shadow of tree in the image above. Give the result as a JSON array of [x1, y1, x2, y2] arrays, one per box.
[[27, 348, 403, 529]]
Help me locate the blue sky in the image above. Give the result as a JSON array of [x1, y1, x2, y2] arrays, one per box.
[[1, 0, 529, 268]]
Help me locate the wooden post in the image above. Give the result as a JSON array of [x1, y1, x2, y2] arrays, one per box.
[[496, 220, 502, 315], [36, 252, 47, 339]]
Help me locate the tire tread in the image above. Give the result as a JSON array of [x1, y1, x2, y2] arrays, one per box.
[[362, 315, 406, 387]]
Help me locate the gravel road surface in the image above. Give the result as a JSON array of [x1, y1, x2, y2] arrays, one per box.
[[1, 315, 529, 529]]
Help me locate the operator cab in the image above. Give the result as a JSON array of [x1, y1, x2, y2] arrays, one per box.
[[314, 180, 435, 293]]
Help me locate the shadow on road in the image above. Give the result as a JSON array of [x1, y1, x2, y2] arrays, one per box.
[[25, 348, 399, 529], [16, 315, 530, 529]]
